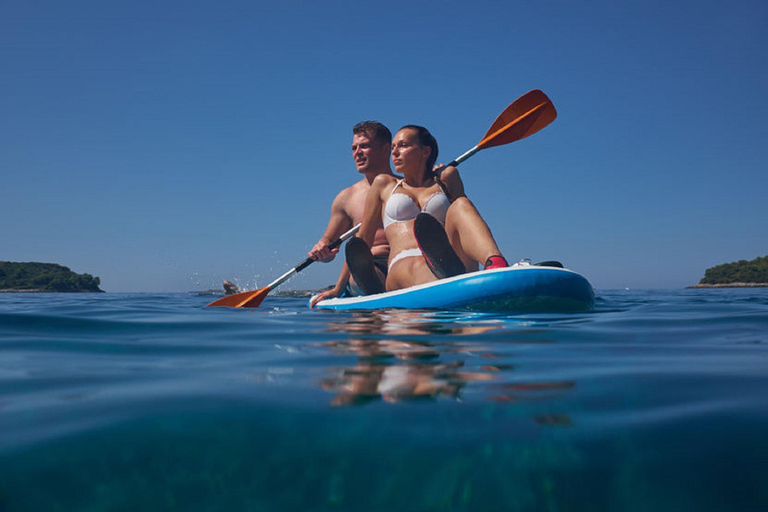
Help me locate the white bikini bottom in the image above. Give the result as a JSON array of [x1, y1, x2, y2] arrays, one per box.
[[388, 248, 423, 271]]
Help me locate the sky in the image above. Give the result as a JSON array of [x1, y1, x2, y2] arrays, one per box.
[[2, 0, 767, 292]]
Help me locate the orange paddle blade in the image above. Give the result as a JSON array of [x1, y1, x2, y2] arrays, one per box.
[[237, 288, 270, 308], [206, 287, 270, 308], [477, 90, 557, 149]]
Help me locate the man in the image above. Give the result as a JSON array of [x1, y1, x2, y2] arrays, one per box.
[[308, 121, 394, 306]]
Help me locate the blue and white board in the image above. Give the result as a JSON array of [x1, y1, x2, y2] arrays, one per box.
[[311, 264, 595, 312]]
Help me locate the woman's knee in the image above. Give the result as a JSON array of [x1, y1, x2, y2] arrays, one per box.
[[447, 196, 476, 218], [446, 197, 486, 235]]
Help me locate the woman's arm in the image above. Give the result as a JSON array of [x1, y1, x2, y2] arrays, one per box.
[[437, 165, 466, 201]]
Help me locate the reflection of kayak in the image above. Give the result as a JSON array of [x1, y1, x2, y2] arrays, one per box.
[[311, 264, 595, 312]]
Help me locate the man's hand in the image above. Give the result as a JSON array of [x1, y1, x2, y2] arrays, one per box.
[[310, 287, 341, 307], [308, 239, 339, 263]]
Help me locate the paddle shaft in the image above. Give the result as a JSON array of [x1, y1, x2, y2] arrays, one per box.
[[449, 145, 481, 167], [265, 222, 361, 291]]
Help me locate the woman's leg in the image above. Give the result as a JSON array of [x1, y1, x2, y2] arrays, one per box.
[[444, 197, 504, 270]]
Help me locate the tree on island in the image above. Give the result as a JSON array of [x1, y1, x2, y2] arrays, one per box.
[[0, 262, 104, 292], [699, 255, 768, 285]]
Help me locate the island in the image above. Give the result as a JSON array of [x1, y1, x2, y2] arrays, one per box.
[[0, 261, 104, 292], [689, 255, 768, 288]]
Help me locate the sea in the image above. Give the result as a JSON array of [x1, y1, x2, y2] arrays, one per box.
[[1, 288, 766, 511]]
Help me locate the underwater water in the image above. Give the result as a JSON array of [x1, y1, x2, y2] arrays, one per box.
[[1, 289, 767, 511]]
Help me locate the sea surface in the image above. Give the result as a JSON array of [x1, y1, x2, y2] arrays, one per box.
[[1, 289, 767, 511]]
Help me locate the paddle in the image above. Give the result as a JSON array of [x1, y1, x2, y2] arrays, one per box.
[[206, 223, 362, 308], [207, 89, 556, 308], [434, 88, 556, 176]]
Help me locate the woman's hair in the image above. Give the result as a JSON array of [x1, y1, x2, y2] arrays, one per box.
[[400, 125, 438, 173]]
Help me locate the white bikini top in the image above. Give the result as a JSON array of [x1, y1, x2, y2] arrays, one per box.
[[383, 180, 451, 229]]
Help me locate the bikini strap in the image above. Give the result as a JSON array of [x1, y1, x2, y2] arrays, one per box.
[[389, 179, 404, 197]]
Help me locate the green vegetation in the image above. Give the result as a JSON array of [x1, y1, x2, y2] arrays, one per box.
[[699, 255, 768, 285], [0, 262, 104, 292]]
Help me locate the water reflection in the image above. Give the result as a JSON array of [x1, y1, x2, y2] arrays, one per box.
[[312, 310, 577, 421], [319, 357, 493, 406], [322, 309, 505, 336]]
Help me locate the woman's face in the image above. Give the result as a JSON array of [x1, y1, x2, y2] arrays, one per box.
[[391, 128, 431, 175]]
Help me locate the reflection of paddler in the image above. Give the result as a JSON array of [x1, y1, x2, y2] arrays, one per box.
[[314, 339, 440, 360], [322, 309, 501, 336], [320, 360, 494, 406], [320, 363, 385, 407], [376, 364, 455, 403]]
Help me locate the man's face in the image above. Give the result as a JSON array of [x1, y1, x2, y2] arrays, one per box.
[[351, 132, 390, 173]]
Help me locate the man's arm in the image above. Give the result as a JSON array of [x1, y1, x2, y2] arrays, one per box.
[[308, 189, 353, 262]]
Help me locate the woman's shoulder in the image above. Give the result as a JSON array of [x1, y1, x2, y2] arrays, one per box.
[[371, 173, 398, 190]]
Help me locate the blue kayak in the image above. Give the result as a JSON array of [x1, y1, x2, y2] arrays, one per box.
[[311, 264, 595, 312]]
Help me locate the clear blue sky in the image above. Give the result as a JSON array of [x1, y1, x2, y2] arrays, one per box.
[[2, 0, 767, 292]]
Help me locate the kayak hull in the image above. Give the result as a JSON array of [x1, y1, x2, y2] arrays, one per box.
[[312, 265, 595, 312]]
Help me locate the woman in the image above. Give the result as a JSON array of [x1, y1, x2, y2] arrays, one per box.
[[348, 125, 508, 294]]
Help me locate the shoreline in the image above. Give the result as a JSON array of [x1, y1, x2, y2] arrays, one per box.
[[0, 289, 105, 293], [687, 283, 768, 289]]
